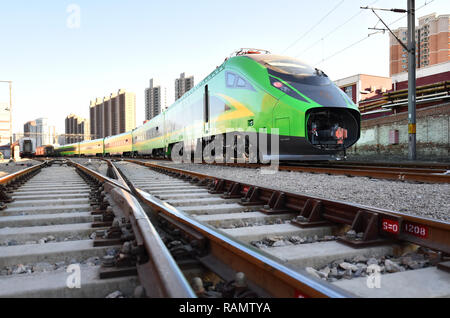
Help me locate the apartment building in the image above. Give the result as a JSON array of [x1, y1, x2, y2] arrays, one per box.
[[89, 89, 136, 139], [24, 118, 50, 147], [175, 73, 194, 101], [145, 79, 167, 120], [64, 114, 90, 144], [390, 13, 450, 76]]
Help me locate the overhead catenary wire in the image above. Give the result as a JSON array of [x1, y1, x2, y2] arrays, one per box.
[[282, 0, 345, 54], [296, 0, 380, 58], [313, 0, 437, 66]]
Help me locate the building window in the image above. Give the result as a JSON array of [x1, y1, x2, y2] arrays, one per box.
[[344, 86, 353, 100]]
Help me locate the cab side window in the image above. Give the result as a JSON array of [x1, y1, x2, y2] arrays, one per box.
[[226, 72, 236, 87], [226, 72, 255, 91]]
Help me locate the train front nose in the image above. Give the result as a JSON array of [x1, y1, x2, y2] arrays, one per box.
[[306, 107, 360, 150]]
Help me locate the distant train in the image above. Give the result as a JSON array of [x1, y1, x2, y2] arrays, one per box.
[[55, 50, 361, 161], [19, 137, 35, 158], [35, 145, 55, 157]]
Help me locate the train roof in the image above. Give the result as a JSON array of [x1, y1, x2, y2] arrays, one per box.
[[104, 131, 132, 139]]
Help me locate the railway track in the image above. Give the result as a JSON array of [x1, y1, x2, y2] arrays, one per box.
[[0, 159, 194, 298], [80, 155, 449, 183], [5, 157, 447, 298], [111, 159, 450, 298], [198, 161, 450, 184]]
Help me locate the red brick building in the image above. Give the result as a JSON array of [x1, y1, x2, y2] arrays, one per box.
[[390, 13, 449, 77]]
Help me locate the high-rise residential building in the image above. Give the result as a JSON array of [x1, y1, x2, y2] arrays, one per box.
[[0, 102, 11, 146], [110, 92, 119, 135], [89, 89, 136, 139], [145, 79, 167, 120], [65, 114, 90, 144], [103, 96, 111, 137], [175, 73, 194, 100], [89, 100, 95, 140], [48, 125, 57, 145], [24, 118, 49, 147], [35, 118, 48, 147], [95, 97, 103, 140], [390, 13, 450, 76], [24, 120, 36, 139]]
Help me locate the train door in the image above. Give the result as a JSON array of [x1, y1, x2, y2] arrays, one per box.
[[162, 111, 166, 154], [272, 101, 291, 139]]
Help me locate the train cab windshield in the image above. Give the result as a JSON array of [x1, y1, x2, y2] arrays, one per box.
[[248, 54, 352, 107]]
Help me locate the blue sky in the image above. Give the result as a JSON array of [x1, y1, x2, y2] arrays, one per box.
[[0, 0, 447, 135]]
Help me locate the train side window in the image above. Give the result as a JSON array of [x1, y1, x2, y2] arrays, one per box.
[[227, 72, 255, 91], [226, 72, 236, 88], [239, 76, 255, 91], [236, 77, 246, 87]]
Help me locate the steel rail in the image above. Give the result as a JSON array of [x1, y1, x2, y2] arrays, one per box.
[[101, 158, 132, 190], [276, 165, 450, 183], [284, 163, 447, 174], [68, 159, 196, 298], [69, 160, 131, 193], [116, 159, 355, 297], [0, 161, 47, 185], [333, 160, 450, 170], [134, 187, 355, 298], [104, 183, 196, 298], [170, 161, 450, 183], [124, 159, 450, 255]]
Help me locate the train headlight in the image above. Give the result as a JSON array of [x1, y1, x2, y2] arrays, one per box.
[[269, 77, 307, 102], [273, 81, 283, 88]]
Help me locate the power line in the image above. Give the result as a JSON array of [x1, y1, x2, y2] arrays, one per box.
[[315, 36, 371, 66], [282, 0, 345, 54], [314, 0, 436, 66], [385, 0, 436, 27], [296, 0, 380, 58]]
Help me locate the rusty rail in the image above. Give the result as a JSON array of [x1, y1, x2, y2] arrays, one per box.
[[0, 161, 46, 185], [69, 159, 196, 298], [134, 187, 354, 298], [69, 160, 130, 193], [160, 160, 450, 183], [276, 164, 450, 183], [104, 183, 196, 298], [125, 159, 450, 255], [331, 160, 450, 170]]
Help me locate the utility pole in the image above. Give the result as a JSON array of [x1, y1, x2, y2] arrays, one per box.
[[9, 82, 12, 147], [362, 0, 416, 160], [407, 0, 416, 160], [0, 80, 13, 148]]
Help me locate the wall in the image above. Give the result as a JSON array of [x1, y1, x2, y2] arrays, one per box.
[[347, 103, 450, 161]]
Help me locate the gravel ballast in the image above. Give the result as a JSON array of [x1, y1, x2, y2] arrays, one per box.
[[71, 158, 109, 176], [156, 161, 450, 222], [0, 159, 42, 178]]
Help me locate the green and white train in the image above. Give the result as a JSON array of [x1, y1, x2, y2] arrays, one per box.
[[55, 49, 361, 161]]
